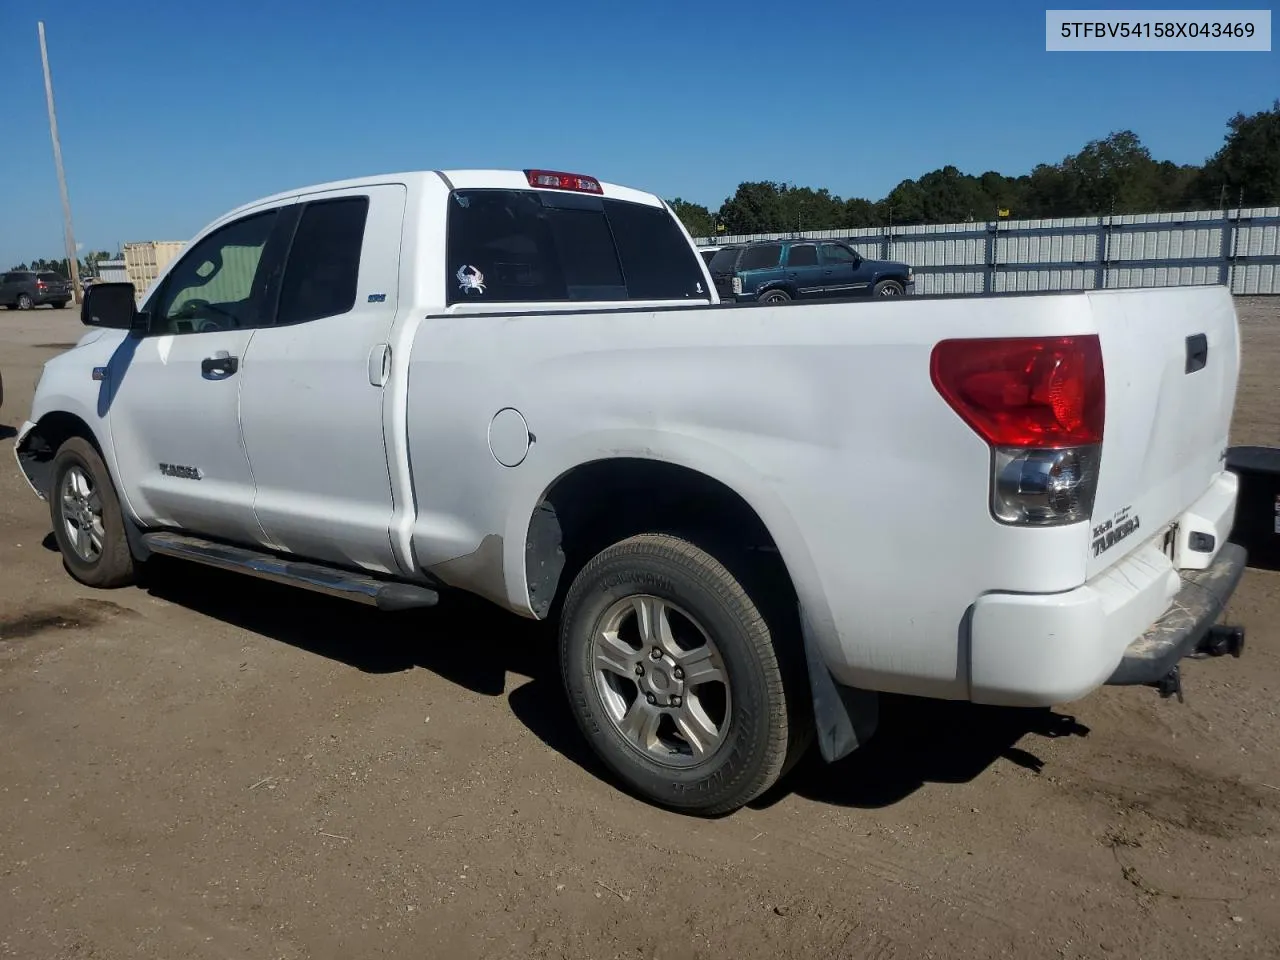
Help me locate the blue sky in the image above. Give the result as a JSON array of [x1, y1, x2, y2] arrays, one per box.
[[0, 0, 1275, 266]]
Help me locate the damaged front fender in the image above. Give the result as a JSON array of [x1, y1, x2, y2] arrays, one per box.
[[12, 420, 46, 500]]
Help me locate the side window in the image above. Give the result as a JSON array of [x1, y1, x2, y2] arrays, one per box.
[[739, 244, 782, 271], [787, 244, 818, 267], [603, 199, 709, 300], [821, 243, 858, 265], [276, 197, 369, 326], [152, 210, 279, 335]]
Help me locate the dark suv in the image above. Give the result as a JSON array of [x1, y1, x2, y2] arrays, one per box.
[[708, 239, 913, 304], [1, 270, 73, 310]]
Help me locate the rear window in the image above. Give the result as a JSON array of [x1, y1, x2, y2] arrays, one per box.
[[739, 244, 782, 271], [445, 189, 708, 305], [603, 199, 707, 300], [37, 272, 62, 281]]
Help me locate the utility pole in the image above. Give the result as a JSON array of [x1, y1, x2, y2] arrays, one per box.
[[38, 21, 82, 303]]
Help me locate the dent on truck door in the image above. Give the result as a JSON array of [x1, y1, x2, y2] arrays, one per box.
[[106, 207, 289, 544], [237, 183, 407, 575]]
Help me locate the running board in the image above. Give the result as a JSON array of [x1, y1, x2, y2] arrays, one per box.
[[140, 532, 439, 611]]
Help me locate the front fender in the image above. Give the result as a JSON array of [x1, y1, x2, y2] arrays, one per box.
[[17, 330, 136, 519], [13, 420, 41, 497]]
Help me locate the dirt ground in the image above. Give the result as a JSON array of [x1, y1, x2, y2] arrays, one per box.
[[1, 299, 1278, 960]]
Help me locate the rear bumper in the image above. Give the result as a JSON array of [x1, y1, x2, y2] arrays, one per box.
[[1105, 542, 1246, 685], [968, 470, 1242, 707]]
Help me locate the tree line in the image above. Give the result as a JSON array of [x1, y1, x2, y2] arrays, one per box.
[[670, 101, 1280, 237], [9, 251, 120, 277]]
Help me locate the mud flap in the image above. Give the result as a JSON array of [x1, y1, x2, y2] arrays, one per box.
[[800, 605, 878, 762]]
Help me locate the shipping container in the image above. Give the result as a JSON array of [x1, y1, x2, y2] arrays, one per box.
[[95, 259, 128, 283], [123, 240, 187, 301]]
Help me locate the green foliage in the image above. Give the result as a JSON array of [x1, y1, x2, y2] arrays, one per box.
[[8, 251, 116, 277], [667, 198, 716, 238], [667, 105, 1280, 237], [1195, 99, 1280, 207]]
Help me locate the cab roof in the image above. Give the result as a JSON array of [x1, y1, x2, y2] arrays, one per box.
[[213, 169, 665, 227]]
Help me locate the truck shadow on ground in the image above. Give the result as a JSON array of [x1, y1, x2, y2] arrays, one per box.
[[134, 558, 1090, 811]]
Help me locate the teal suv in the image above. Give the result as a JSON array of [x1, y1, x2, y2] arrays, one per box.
[[707, 239, 913, 304]]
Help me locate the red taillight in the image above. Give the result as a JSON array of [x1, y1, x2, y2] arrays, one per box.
[[525, 169, 602, 194], [930, 335, 1105, 449], [37, 281, 47, 289]]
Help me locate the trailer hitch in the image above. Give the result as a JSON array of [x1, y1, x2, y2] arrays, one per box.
[[1147, 626, 1245, 705], [1191, 624, 1245, 659], [1149, 664, 1184, 703]]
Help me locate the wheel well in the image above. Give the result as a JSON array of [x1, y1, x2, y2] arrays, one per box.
[[524, 458, 797, 622], [759, 283, 795, 298], [16, 412, 102, 498]]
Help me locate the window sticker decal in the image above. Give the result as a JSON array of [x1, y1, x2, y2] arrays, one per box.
[[456, 264, 486, 295]]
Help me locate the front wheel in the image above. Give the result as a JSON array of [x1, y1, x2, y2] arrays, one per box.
[[560, 533, 797, 815], [758, 289, 791, 304], [48, 437, 137, 588], [873, 279, 904, 297]]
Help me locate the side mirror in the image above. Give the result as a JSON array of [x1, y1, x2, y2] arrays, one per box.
[[81, 282, 138, 330]]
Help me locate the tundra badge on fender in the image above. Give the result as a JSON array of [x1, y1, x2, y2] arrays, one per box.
[[159, 463, 203, 480]]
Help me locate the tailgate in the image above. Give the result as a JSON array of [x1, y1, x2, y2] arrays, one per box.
[[1086, 286, 1240, 579]]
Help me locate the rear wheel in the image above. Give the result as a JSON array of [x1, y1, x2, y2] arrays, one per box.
[[560, 533, 798, 815], [16, 293, 33, 310], [48, 437, 136, 588], [873, 279, 904, 297], [55, 300, 70, 309], [759, 289, 791, 304]]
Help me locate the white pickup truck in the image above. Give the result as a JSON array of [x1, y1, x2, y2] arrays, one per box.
[[15, 168, 1248, 815]]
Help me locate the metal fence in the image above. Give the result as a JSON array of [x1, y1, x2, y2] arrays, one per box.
[[694, 206, 1280, 295]]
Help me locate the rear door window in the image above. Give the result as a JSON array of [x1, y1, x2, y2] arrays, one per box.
[[276, 196, 370, 325], [446, 189, 709, 305], [786, 245, 818, 267], [739, 244, 782, 271]]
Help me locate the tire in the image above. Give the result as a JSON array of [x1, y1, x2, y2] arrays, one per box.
[[48, 436, 136, 588], [560, 533, 797, 815], [4, 304, 15, 311], [55, 300, 70, 309], [873, 279, 904, 297], [758, 289, 791, 304], [16, 293, 33, 310]]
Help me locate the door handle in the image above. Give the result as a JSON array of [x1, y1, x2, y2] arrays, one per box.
[[201, 351, 239, 379], [368, 343, 391, 387], [1185, 333, 1208, 374]]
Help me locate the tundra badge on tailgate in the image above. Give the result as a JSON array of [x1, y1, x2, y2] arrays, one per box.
[[1092, 505, 1140, 558]]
